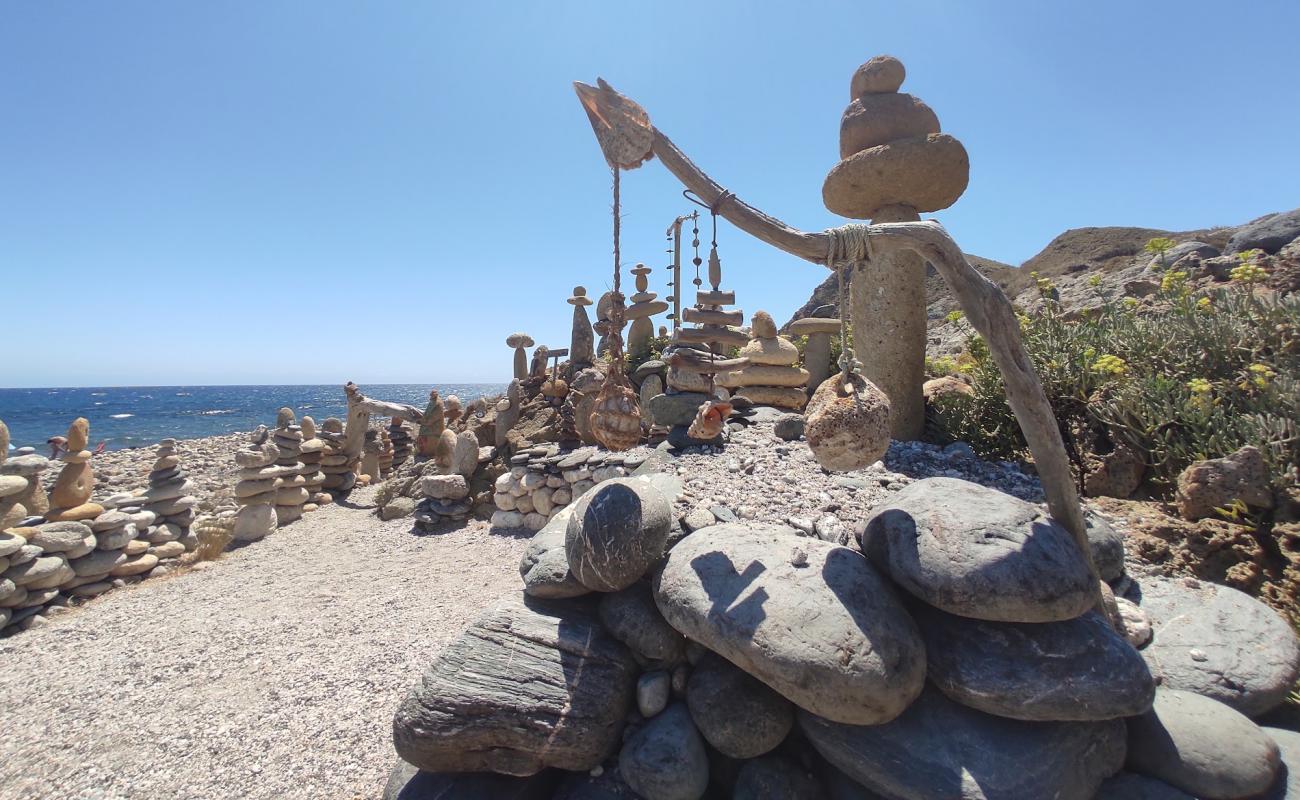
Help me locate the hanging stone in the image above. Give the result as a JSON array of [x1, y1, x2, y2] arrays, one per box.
[[804, 372, 892, 472]]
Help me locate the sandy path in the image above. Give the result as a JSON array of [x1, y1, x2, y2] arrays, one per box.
[[0, 486, 529, 800]]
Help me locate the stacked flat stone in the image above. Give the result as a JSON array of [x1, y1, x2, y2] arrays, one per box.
[[822, 55, 970, 439], [625, 264, 669, 358], [231, 429, 281, 542], [389, 474, 1299, 799], [489, 445, 645, 532], [318, 417, 356, 493], [139, 439, 199, 555], [297, 416, 329, 509], [0, 419, 51, 529], [719, 310, 809, 410], [270, 409, 309, 525], [46, 417, 100, 522], [359, 430, 382, 487], [786, 317, 841, 395], [414, 473, 473, 529], [388, 418, 413, 468]]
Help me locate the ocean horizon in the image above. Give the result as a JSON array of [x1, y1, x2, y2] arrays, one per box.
[[0, 383, 507, 452]]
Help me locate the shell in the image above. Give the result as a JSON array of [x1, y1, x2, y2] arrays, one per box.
[[687, 400, 732, 441], [804, 373, 892, 472], [590, 379, 642, 451]]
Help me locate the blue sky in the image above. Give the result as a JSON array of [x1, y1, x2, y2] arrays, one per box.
[[3, 1, 1297, 388]]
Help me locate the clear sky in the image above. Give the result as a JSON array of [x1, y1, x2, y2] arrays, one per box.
[[3, 1, 1297, 388]]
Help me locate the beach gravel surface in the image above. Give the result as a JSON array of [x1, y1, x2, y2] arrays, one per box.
[[0, 484, 529, 800]]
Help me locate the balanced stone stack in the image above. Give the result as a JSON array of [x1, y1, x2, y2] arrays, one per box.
[[626, 264, 669, 358], [786, 317, 841, 395], [297, 416, 329, 509], [568, 286, 595, 372], [388, 474, 1300, 800], [415, 473, 473, 529], [379, 429, 395, 478], [0, 420, 50, 529], [507, 333, 535, 382], [231, 429, 281, 542], [360, 430, 382, 487], [139, 439, 199, 555], [270, 409, 309, 525], [318, 417, 356, 493], [490, 445, 645, 532], [46, 417, 99, 522], [387, 418, 413, 468], [718, 310, 809, 410]]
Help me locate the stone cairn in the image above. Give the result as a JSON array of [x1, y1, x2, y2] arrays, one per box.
[[568, 286, 595, 373], [379, 428, 395, 478], [625, 263, 669, 359], [414, 427, 483, 529], [387, 417, 414, 469], [360, 430, 382, 487], [46, 417, 97, 522], [387, 473, 1300, 800], [318, 417, 356, 494], [0, 419, 49, 529], [648, 253, 748, 447], [271, 409, 309, 525], [507, 333, 534, 381], [298, 415, 330, 508], [718, 310, 809, 410], [490, 445, 646, 532], [231, 427, 281, 542], [822, 55, 969, 440], [140, 438, 199, 553], [415, 390, 444, 459], [786, 317, 841, 395]]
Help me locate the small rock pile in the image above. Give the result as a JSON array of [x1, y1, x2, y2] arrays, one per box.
[[387, 418, 413, 469], [139, 438, 199, 552], [719, 310, 809, 410], [297, 416, 329, 508], [625, 263, 669, 358], [0, 420, 50, 528], [491, 445, 645, 532], [231, 429, 281, 542], [318, 417, 355, 493], [386, 473, 1300, 800], [411, 428, 485, 529], [270, 409, 309, 525]]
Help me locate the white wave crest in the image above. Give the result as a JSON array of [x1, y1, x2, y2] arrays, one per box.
[[109, 413, 134, 419]]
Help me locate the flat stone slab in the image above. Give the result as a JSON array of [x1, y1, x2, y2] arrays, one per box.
[[654, 523, 925, 725], [859, 477, 1096, 623], [392, 593, 637, 775], [916, 604, 1155, 721], [1135, 576, 1300, 717], [801, 687, 1127, 800]]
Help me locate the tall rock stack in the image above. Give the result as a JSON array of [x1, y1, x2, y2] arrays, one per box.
[[507, 334, 535, 382], [822, 55, 969, 440], [387, 418, 414, 469], [388, 475, 1299, 799], [787, 317, 841, 395], [47, 417, 98, 521], [0, 419, 50, 529], [271, 409, 309, 525], [140, 439, 199, 554], [568, 286, 595, 372], [298, 416, 329, 509], [319, 417, 356, 493], [379, 429, 395, 478], [718, 311, 809, 410], [625, 264, 669, 359], [232, 428, 281, 542], [360, 430, 382, 487], [416, 391, 445, 459]]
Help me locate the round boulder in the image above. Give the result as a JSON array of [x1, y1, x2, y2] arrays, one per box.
[[804, 373, 891, 472], [823, 133, 969, 220], [597, 581, 687, 663], [859, 477, 1096, 622], [686, 653, 794, 759], [839, 93, 940, 158], [655, 523, 925, 725], [618, 703, 709, 800], [566, 478, 672, 592], [850, 55, 905, 96]]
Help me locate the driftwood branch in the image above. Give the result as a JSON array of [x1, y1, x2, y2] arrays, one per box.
[[573, 79, 1096, 584]]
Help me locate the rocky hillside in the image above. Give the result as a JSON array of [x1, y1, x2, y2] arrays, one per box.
[[784, 208, 1300, 357]]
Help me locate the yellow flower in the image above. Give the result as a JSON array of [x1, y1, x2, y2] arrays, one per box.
[[1187, 378, 1212, 394], [1091, 354, 1127, 376], [946, 310, 964, 324], [1197, 296, 1212, 311], [1160, 270, 1189, 294], [1123, 297, 1139, 309], [1231, 263, 1269, 283], [1088, 274, 1102, 288]]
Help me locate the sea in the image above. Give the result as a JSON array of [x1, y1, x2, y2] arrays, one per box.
[[0, 384, 506, 452]]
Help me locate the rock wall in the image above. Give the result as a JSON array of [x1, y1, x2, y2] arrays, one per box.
[[491, 445, 647, 532]]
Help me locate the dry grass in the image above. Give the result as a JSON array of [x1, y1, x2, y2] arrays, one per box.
[[192, 513, 236, 561]]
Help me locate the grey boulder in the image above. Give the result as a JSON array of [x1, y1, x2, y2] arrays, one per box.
[[597, 581, 687, 663], [733, 755, 824, 800], [801, 687, 1127, 800], [30, 521, 95, 553], [566, 478, 671, 592], [686, 653, 794, 759], [1135, 575, 1300, 716], [553, 763, 641, 799], [1126, 689, 1279, 799], [392, 593, 636, 775], [380, 759, 558, 800], [1227, 208, 1300, 254], [655, 523, 925, 725], [519, 505, 589, 599], [859, 477, 1096, 622], [618, 702, 709, 800], [1085, 510, 1125, 583], [916, 605, 1155, 721], [1260, 727, 1300, 800], [1093, 773, 1196, 799]]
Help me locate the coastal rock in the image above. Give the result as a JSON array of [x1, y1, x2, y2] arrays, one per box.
[[519, 505, 588, 599], [618, 703, 709, 800], [655, 523, 925, 725], [1175, 445, 1273, 520], [915, 604, 1155, 721], [597, 581, 687, 663], [1260, 727, 1300, 800], [566, 478, 672, 592], [1225, 208, 1300, 255], [1126, 689, 1280, 799], [7, 554, 70, 586], [859, 478, 1095, 622], [686, 653, 794, 759], [393, 593, 637, 775], [29, 521, 95, 553], [801, 687, 1126, 800], [1086, 510, 1126, 583], [233, 503, 277, 542], [733, 756, 823, 800], [1134, 575, 1300, 716], [637, 671, 670, 717]]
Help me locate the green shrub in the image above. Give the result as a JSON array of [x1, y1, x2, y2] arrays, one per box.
[[932, 273, 1299, 494], [624, 335, 671, 374]]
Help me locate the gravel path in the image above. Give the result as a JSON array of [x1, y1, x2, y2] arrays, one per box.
[[0, 485, 530, 800]]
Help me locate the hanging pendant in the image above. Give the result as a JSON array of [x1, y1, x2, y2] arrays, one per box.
[[804, 372, 892, 471]]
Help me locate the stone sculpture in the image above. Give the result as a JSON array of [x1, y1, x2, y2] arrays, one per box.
[[232, 427, 281, 541], [140, 438, 199, 547], [787, 317, 841, 394], [568, 286, 595, 370], [506, 333, 534, 381], [625, 264, 668, 358], [48, 417, 95, 513], [270, 409, 309, 524], [719, 310, 809, 410], [415, 390, 444, 459], [299, 416, 329, 508]]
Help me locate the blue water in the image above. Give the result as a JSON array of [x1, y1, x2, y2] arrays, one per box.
[[0, 384, 505, 452]]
